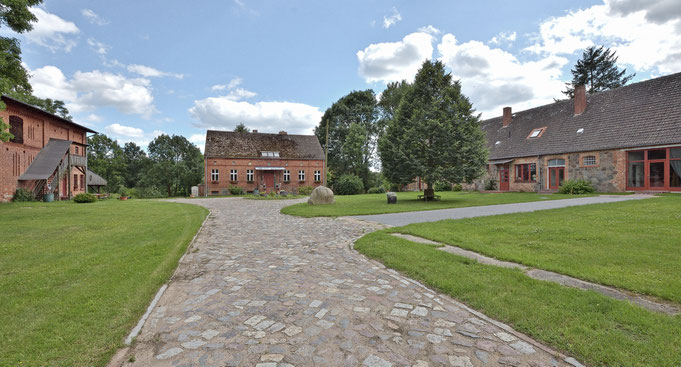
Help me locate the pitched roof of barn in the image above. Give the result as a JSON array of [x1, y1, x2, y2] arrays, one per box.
[[204, 130, 324, 160], [2, 95, 97, 134], [481, 71, 681, 160]]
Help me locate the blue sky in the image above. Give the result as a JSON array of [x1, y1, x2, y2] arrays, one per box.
[[7, 0, 681, 151]]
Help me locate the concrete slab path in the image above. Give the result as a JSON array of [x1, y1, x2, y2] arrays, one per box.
[[351, 194, 654, 227], [117, 197, 582, 367]]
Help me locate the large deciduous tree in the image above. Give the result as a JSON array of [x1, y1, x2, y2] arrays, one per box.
[[314, 90, 378, 188], [143, 134, 203, 196], [562, 46, 635, 98], [122, 142, 150, 188], [379, 60, 487, 194], [87, 134, 126, 192]]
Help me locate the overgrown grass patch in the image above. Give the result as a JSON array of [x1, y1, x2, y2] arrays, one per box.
[[281, 191, 595, 217], [0, 200, 208, 366], [355, 232, 681, 367], [390, 195, 681, 303]]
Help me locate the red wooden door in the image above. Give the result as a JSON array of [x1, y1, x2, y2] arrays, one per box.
[[499, 165, 510, 191], [549, 167, 565, 189], [264, 172, 274, 189]]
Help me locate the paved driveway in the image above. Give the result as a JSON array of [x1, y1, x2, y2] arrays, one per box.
[[352, 194, 653, 226], [123, 198, 578, 367]]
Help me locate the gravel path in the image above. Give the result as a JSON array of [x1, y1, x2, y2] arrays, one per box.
[[120, 197, 581, 367], [351, 194, 654, 227]]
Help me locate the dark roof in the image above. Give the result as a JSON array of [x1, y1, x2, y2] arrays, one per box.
[[87, 169, 107, 186], [204, 130, 324, 160], [481, 71, 681, 160], [19, 139, 71, 180], [2, 95, 97, 134]]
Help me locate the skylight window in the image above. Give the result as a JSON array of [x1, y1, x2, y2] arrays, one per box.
[[261, 151, 280, 157], [527, 127, 547, 139], [495, 141, 501, 145], [577, 128, 584, 133]]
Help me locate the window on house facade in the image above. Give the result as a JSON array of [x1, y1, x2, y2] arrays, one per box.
[[548, 159, 565, 166], [515, 163, 537, 182], [260, 151, 280, 157], [284, 170, 291, 182], [314, 170, 321, 182], [211, 169, 219, 181], [74, 174, 78, 190], [246, 169, 254, 182], [583, 155, 596, 166], [298, 170, 305, 181], [75, 146, 79, 155], [230, 169, 238, 181], [80, 175, 85, 190], [9, 116, 23, 144]]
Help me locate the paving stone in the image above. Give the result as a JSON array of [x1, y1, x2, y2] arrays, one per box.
[[495, 332, 517, 342], [448, 355, 473, 367], [363, 354, 393, 367], [510, 341, 536, 355], [181, 339, 207, 349], [155, 347, 183, 360]]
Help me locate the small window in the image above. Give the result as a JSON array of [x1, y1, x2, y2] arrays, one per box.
[[80, 175, 85, 190], [284, 170, 290, 182], [314, 170, 321, 182], [246, 169, 254, 182], [515, 163, 537, 182], [75, 146, 79, 155], [628, 151, 644, 161], [648, 149, 666, 160], [230, 169, 238, 181], [577, 128, 584, 134], [527, 127, 546, 139], [74, 174, 79, 190], [583, 156, 596, 166], [261, 151, 280, 157], [9, 116, 23, 144], [211, 169, 219, 181], [298, 170, 305, 182], [548, 159, 565, 166]]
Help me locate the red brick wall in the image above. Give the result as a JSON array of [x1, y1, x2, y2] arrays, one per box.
[[205, 157, 325, 195]]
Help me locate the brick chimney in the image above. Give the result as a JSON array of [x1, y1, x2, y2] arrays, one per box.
[[574, 84, 586, 115], [279, 131, 287, 135], [252, 129, 258, 133], [502, 107, 512, 127]]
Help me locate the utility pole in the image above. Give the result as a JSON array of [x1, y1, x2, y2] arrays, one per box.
[[324, 118, 329, 187]]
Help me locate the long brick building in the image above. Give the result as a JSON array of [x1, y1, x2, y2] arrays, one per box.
[[203, 129, 325, 195], [471, 72, 681, 192], [1, 95, 105, 202]]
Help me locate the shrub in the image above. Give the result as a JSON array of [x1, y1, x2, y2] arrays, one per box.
[[452, 183, 463, 191], [134, 186, 165, 198], [433, 181, 452, 191], [117, 185, 131, 197], [559, 179, 595, 195], [367, 186, 386, 194], [334, 174, 364, 195], [73, 193, 97, 203], [485, 178, 497, 191], [298, 186, 315, 195], [12, 188, 35, 202], [228, 185, 244, 195]]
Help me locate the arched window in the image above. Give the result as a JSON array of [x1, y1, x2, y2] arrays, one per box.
[[9, 116, 23, 144]]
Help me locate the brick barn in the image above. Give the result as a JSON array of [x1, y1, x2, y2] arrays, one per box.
[[203, 129, 325, 195], [0, 95, 106, 202], [471, 72, 681, 193]]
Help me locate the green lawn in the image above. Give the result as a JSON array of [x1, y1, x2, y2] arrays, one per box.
[[355, 232, 681, 367], [0, 199, 208, 367], [281, 191, 595, 217], [390, 195, 681, 303]]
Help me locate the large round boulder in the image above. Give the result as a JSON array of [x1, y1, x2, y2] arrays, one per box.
[[307, 186, 335, 205]]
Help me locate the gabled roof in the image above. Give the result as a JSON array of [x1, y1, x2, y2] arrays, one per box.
[[204, 130, 324, 160], [19, 139, 71, 180], [2, 95, 97, 134], [87, 169, 107, 186], [481, 71, 681, 160]]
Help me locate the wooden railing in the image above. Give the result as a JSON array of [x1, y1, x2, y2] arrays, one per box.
[[69, 155, 87, 167]]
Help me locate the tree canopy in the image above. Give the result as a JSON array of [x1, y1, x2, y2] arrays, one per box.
[[144, 134, 203, 197], [562, 46, 635, 98], [234, 123, 250, 133], [379, 60, 487, 191]]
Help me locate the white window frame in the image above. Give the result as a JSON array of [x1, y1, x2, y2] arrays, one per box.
[[314, 170, 321, 182], [284, 170, 291, 182], [583, 156, 596, 166], [260, 151, 280, 157], [230, 169, 238, 181], [529, 129, 542, 138], [298, 170, 305, 182], [211, 169, 219, 182], [246, 169, 254, 182]]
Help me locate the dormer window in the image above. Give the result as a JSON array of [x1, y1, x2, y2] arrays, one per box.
[[261, 151, 280, 157], [527, 127, 547, 139]]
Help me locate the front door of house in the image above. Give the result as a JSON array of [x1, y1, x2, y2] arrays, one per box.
[[498, 165, 510, 191], [264, 172, 274, 191], [549, 167, 565, 189]]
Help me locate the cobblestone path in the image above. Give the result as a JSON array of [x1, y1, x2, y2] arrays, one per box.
[[125, 198, 579, 367]]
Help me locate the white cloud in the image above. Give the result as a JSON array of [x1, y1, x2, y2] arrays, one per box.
[[127, 64, 184, 79], [188, 133, 206, 152], [211, 84, 227, 91], [223, 88, 257, 101], [417, 25, 441, 35], [189, 98, 323, 135], [357, 32, 435, 83], [105, 123, 144, 139], [211, 77, 242, 92], [525, 0, 681, 74], [383, 7, 402, 29], [87, 38, 109, 55], [438, 34, 569, 116], [81, 9, 108, 26], [86, 114, 103, 122], [25, 8, 79, 52], [489, 31, 517, 45], [30, 65, 156, 116]]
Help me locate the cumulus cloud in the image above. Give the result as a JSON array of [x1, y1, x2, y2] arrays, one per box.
[[383, 7, 402, 29], [87, 38, 109, 55], [525, 0, 681, 74], [105, 123, 144, 139], [489, 31, 517, 45], [417, 25, 441, 35], [127, 64, 184, 79], [25, 8, 79, 52], [81, 9, 108, 25], [211, 77, 243, 92], [30, 65, 156, 116], [188, 133, 206, 152], [189, 98, 323, 135], [438, 34, 568, 115], [357, 32, 435, 83]]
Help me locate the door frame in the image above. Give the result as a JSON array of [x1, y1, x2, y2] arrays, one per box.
[[498, 164, 510, 191], [548, 166, 565, 190]]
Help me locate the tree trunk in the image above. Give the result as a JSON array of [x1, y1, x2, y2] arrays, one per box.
[[424, 182, 434, 201]]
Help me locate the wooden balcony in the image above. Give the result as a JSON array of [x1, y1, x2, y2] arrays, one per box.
[[69, 155, 87, 167]]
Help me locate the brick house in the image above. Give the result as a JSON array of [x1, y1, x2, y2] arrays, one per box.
[[203, 129, 325, 195], [470, 72, 681, 193], [0, 95, 105, 202]]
